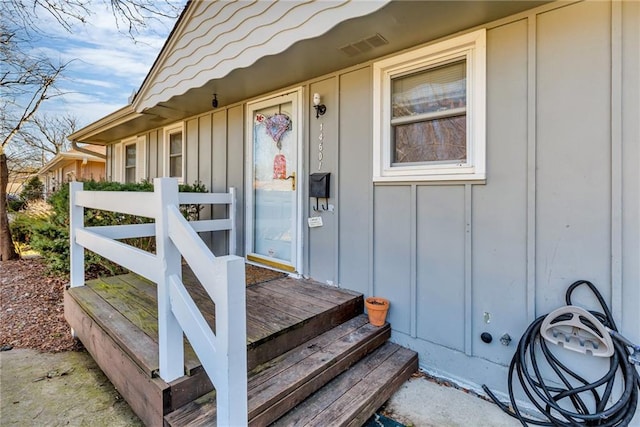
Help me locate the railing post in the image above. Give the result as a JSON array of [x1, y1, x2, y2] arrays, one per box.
[[215, 255, 247, 426], [69, 181, 85, 288], [155, 177, 184, 382], [228, 187, 237, 256]]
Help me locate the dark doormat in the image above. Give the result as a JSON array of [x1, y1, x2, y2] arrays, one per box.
[[363, 413, 406, 427]]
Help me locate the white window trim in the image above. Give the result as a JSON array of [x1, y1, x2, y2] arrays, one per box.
[[122, 137, 137, 183], [163, 123, 185, 183], [373, 29, 486, 182]]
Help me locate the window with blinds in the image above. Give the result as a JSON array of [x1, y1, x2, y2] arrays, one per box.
[[169, 131, 183, 178], [164, 123, 184, 182], [391, 60, 467, 164], [125, 144, 136, 183], [373, 29, 486, 182]]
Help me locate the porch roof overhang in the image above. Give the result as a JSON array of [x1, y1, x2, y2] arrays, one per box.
[[70, 0, 550, 145], [38, 151, 106, 176]]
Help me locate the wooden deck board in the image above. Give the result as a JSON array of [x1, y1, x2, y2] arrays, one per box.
[[261, 280, 349, 307], [248, 316, 369, 389], [88, 278, 159, 337], [111, 274, 157, 300], [249, 282, 330, 318]]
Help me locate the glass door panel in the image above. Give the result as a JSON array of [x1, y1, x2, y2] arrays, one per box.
[[246, 92, 299, 271]]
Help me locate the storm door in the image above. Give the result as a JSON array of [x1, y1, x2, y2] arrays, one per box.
[[245, 90, 302, 272]]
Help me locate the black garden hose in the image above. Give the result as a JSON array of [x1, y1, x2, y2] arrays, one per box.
[[482, 280, 640, 426]]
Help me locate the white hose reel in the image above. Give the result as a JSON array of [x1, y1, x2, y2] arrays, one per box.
[[540, 305, 614, 357]]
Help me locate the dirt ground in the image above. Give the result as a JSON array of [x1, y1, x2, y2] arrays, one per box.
[[0, 258, 80, 353]]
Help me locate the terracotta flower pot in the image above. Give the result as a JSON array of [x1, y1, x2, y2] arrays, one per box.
[[365, 297, 389, 327]]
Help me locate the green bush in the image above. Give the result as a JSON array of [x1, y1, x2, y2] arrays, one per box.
[[20, 176, 44, 202], [9, 211, 47, 245], [7, 195, 25, 212], [29, 180, 207, 276], [9, 200, 54, 255]]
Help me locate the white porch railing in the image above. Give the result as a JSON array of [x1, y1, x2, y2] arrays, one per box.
[[69, 178, 247, 426]]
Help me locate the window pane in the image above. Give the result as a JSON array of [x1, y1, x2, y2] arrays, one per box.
[[170, 155, 182, 177], [170, 132, 182, 155], [125, 145, 136, 167], [125, 167, 136, 183], [392, 60, 466, 118], [393, 115, 466, 163]]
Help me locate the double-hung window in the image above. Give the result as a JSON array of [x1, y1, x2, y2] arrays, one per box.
[[124, 143, 136, 183], [373, 29, 486, 182], [164, 124, 184, 182]]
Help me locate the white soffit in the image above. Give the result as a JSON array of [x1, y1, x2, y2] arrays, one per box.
[[134, 0, 390, 112]]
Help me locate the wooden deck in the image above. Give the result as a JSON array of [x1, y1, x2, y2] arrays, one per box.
[[64, 266, 365, 425]]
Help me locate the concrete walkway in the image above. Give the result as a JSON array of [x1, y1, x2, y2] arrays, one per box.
[[0, 349, 142, 427], [384, 375, 519, 427], [0, 348, 518, 426]]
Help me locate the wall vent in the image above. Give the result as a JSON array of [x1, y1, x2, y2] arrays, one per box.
[[339, 33, 388, 57]]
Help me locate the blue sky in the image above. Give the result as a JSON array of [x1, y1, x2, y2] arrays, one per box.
[[31, 3, 183, 128]]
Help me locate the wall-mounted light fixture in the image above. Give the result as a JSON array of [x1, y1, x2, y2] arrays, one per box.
[[313, 93, 326, 119], [212, 93, 218, 108]]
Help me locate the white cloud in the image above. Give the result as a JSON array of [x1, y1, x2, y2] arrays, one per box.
[[71, 78, 117, 89]]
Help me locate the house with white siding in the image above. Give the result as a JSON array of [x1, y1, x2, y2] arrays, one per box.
[[66, 1, 639, 425]]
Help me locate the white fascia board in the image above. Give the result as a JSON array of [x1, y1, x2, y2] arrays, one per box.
[[38, 152, 105, 175], [68, 105, 141, 144]]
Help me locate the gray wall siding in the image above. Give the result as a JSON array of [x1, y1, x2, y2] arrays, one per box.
[[621, 0, 640, 343], [211, 110, 229, 255], [535, 1, 612, 312], [338, 68, 373, 296], [417, 185, 466, 352], [185, 118, 199, 185], [227, 105, 245, 256], [472, 18, 529, 365], [147, 130, 159, 179], [308, 77, 338, 284], [373, 185, 413, 335]]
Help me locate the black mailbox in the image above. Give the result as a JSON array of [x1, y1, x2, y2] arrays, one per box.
[[309, 173, 330, 199]]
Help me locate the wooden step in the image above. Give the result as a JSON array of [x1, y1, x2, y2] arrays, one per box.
[[164, 315, 392, 427], [66, 273, 364, 427], [272, 342, 418, 427]]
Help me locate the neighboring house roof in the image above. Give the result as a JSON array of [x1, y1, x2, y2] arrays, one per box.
[[69, 0, 550, 145], [38, 147, 107, 176]]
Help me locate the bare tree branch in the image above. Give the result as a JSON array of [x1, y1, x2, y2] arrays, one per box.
[[3, 0, 180, 38], [1, 64, 66, 149]]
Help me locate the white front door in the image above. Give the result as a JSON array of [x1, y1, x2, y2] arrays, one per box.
[[245, 90, 302, 272]]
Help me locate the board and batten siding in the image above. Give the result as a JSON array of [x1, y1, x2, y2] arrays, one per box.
[[112, 109, 237, 256], [337, 0, 639, 394], [107, 0, 638, 399]]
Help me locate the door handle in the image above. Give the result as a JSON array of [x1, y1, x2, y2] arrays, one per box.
[[285, 172, 296, 190]]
